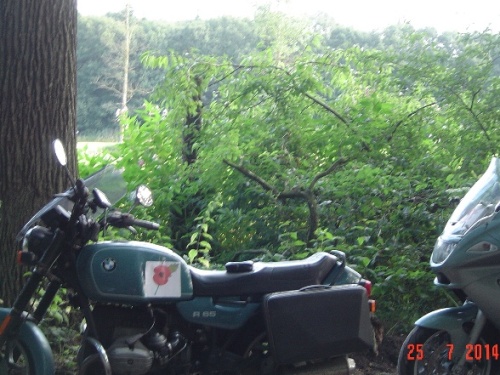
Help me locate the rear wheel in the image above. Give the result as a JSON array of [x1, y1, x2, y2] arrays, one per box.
[[398, 326, 498, 375], [236, 330, 351, 375], [236, 331, 275, 374]]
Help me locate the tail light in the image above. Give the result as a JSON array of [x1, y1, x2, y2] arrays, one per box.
[[358, 279, 372, 297], [359, 279, 376, 313]]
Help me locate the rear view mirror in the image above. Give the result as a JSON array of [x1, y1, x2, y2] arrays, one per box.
[[53, 139, 67, 166], [132, 185, 153, 207]]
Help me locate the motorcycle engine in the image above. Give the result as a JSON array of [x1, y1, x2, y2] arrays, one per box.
[[107, 336, 154, 375], [88, 305, 187, 374]]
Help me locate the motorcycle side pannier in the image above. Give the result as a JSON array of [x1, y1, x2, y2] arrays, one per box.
[[263, 284, 374, 365]]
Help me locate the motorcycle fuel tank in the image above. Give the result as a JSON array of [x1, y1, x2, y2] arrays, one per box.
[[77, 241, 193, 304]]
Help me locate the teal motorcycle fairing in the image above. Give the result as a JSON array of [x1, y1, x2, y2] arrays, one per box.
[[0, 308, 54, 374]]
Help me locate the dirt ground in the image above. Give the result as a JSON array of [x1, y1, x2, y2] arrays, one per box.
[[351, 334, 405, 375]]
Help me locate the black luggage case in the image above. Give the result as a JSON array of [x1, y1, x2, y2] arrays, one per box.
[[263, 284, 374, 365]]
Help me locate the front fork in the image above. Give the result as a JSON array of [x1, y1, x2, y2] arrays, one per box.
[[0, 271, 46, 347], [455, 309, 486, 367], [415, 302, 487, 368], [0, 229, 64, 348]]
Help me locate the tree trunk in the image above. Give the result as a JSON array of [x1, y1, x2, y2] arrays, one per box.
[[182, 76, 203, 165], [0, 0, 77, 305]]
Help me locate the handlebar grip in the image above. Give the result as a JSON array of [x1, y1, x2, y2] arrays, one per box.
[[132, 218, 160, 230]]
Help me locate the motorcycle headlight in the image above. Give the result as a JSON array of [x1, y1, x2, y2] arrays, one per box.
[[22, 226, 53, 259], [431, 236, 457, 265]]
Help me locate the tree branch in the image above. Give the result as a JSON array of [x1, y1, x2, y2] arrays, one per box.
[[223, 159, 308, 201], [224, 157, 349, 246], [227, 63, 351, 128], [388, 102, 437, 141], [451, 89, 491, 142], [308, 158, 348, 191], [209, 65, 244, 88], [302, 91, 350, 126], [223, 159, 279, 196], [467, 89, 491, 141]]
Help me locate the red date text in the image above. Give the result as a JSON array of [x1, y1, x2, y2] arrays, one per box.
[[407, 343, 500, 361]]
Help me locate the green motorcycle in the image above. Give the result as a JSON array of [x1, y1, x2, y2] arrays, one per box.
[[0, 140, 375, 374]]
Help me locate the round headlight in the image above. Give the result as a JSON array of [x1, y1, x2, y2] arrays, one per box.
[[22, 226, 53, 258]]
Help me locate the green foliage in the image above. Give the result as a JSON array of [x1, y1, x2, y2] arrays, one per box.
[[28, 283, 80, 373], [77, 144, 115, 177], [186, 194, 223, 267]]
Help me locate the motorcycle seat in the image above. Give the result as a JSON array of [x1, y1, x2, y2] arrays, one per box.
[[189, 252, 339, 296]]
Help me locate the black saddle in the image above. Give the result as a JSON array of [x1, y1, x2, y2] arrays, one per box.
[[189, 252, 339, 297]]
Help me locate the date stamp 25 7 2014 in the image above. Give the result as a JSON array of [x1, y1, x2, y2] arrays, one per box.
[[407, 343, 500, 361]]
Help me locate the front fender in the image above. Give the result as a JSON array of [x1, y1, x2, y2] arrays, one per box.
[[415, 302, 478, 330], [0, 308, 54, 374], [415, 302, 478, 360]]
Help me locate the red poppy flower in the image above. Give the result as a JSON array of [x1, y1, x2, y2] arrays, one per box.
[[153, 265, 172, 286], [152, 263, 179, 295]]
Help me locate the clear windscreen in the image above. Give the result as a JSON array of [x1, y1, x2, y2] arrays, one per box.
[[83, 166, 127, 207], [443, 158, 500, 237], [16, 166, 126, 241]]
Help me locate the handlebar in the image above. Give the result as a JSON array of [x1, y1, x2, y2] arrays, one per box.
[[106, 211, 159, 231], [131, 218, 160, 230]]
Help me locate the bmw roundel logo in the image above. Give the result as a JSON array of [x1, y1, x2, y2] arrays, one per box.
[[102, 258, 116, 272]]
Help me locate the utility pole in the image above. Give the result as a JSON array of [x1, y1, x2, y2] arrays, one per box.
[[119, 0, 132, 142]]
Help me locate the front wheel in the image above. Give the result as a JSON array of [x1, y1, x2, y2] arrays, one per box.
[[0, 339, 35, 375], [398, 326, 498, 375]]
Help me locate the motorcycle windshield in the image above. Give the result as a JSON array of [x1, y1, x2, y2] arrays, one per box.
[[443, 157, 500, 237], [15, 166, 126, 242]]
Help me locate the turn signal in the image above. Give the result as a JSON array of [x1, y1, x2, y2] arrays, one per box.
[[0, 314, 11, 335], [368, 299, 376, 313], [16, 251, 37, 266]]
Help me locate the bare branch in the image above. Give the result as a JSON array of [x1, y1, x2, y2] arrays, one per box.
[[224, 157, 344, 245], [223, 63, 351, 128], [302, 92, 349, 126], [223, 159, 279, 196], [223, 159, 308, 200], [308, 158, 348, 191], [452, 90, 491, 142], [209, 65, 244, 88], [388, 102, 437, 141]]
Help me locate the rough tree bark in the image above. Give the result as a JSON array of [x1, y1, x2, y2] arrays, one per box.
[[0, 0, 77, 305]]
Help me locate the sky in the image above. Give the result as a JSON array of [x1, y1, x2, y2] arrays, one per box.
[[77, 0, 500, 33]]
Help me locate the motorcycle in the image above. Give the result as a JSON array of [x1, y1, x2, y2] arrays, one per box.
[[0, 140, 376, 375], [398, 157, 500, 374]]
